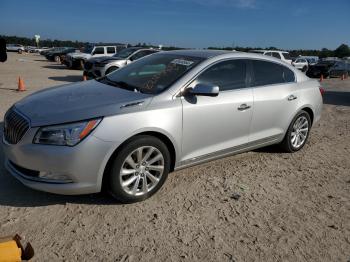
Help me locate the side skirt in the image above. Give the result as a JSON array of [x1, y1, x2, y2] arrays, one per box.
[[174, 134, 283, 171]]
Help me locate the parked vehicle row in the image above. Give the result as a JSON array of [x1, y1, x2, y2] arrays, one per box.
[[83, 47, 160, 78], [64, 45, 126, 69], [306, 59, 350, 78], [249, 50, 293, 64]]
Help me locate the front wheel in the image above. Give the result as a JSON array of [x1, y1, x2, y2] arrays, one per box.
[[280, 110, 311, 152], [108, 135, 171, 203]]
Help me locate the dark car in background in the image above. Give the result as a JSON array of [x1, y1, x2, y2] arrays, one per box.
[[306, 60, 337, 78], [45, 47, 77, 63], [40, 47, 63, 56], [329, 61, 350, 78]]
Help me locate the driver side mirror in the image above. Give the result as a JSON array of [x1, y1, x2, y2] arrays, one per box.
[[185, 83, 219, 97]]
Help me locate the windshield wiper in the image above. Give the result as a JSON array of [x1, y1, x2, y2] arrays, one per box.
[[98, 77, 141, 92]]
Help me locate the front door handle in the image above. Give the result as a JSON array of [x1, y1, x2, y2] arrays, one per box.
[[237, 104, 251, 111], [288, 94, 297, 101]]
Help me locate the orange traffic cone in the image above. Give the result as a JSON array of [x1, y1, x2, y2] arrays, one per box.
[[17, 77, 26, 91], [83, 75, 87, 81], [320, 74, 324, 82]]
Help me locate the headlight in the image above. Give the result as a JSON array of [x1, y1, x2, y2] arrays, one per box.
[[34, 118, 102, 146]]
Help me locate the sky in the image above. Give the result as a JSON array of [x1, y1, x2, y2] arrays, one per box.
[[0, 0, 349, 50]]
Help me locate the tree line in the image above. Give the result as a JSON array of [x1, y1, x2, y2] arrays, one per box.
[[1, 35, 349, 58]]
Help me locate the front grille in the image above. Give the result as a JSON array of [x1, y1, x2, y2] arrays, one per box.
[[4, 108, 30, 144], [84, 61, 92, 70]]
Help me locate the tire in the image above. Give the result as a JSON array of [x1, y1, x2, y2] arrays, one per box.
[[302, 66, 308, 72], [54, 55, 61, 63], [280, 110, 311, 153], [108, 135, 171, 203], [18, 49, 22, 54], [105, 66, 118, 75]]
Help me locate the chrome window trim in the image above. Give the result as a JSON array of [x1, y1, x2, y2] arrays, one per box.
[[175, 56, 297, 97]]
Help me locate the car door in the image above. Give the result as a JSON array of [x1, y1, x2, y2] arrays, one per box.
[[248, 59, 298, 144], [180, 59, 253, 163]]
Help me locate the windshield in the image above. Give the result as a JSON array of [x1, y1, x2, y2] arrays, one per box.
[[83, 46, 93, 54], [113, 48, 140, 59], [98, 53, 204, 94]]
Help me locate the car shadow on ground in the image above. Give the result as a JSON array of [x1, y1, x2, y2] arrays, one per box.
[[48, 75, 83, 83], [0, 122, 120, 207], [323, 91, 350, 106]]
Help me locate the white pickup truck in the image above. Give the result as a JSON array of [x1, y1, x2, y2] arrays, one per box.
[[64, 45, 125, 69]]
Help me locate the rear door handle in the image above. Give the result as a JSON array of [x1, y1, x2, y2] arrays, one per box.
[[288, 94, 297, 101], [237, 104, 251, 111]]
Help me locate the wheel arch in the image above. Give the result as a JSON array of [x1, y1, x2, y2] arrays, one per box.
[[101, 130, 177, 191], [300, 106, 314, 125]]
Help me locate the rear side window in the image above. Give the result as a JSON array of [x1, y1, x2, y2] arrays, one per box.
[[107, 47, 115, 54], [272, 52, 281, 59], [251, 60, 295, 86], [196, 60, 247, 91]]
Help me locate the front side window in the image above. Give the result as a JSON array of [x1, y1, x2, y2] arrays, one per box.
[[93, 47, 104, 55], [196, 60, 247, 91], [251, 60, 295, 86], [99, 54, 204, 94]]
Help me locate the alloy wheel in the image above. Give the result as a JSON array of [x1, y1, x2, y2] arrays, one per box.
[[119, 146, 165, 196], [290, 116, 309, 148]]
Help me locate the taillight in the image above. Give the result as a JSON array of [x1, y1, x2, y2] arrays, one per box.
[[319, 87, 325, 96]]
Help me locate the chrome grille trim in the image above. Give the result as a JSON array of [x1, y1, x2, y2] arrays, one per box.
[[3, 108, 30, 144]]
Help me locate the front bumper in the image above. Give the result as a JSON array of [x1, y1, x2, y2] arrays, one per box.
[[3, 128, 117, 195]]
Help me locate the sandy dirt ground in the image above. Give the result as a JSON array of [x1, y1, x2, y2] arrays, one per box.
[[0, 53, 349, 261]]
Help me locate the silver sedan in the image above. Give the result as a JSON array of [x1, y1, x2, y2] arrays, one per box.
[[3, 50, 323, 203]]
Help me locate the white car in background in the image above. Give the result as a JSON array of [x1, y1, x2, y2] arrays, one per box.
[[64, 45, 125, 69], [250, 50, 293, 64], [6, 44, 25, 53], [292, 57, 309, 72]]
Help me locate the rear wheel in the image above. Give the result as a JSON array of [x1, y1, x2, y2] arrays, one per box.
[[18, 49, 22, 54], [54, 55, 61, 63], [108, 135, 171, 203], [280, 110, 311, 152], [79, 59, 85, 69]]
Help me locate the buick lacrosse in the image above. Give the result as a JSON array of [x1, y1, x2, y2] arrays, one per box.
[[3, 50, 323, 203]]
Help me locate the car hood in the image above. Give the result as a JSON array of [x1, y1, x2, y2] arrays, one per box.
[[88, 56, 112, 63], [14, 80, 152, 127]]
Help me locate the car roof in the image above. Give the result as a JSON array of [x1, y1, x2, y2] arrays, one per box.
[[162, 49, 230, 58]]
